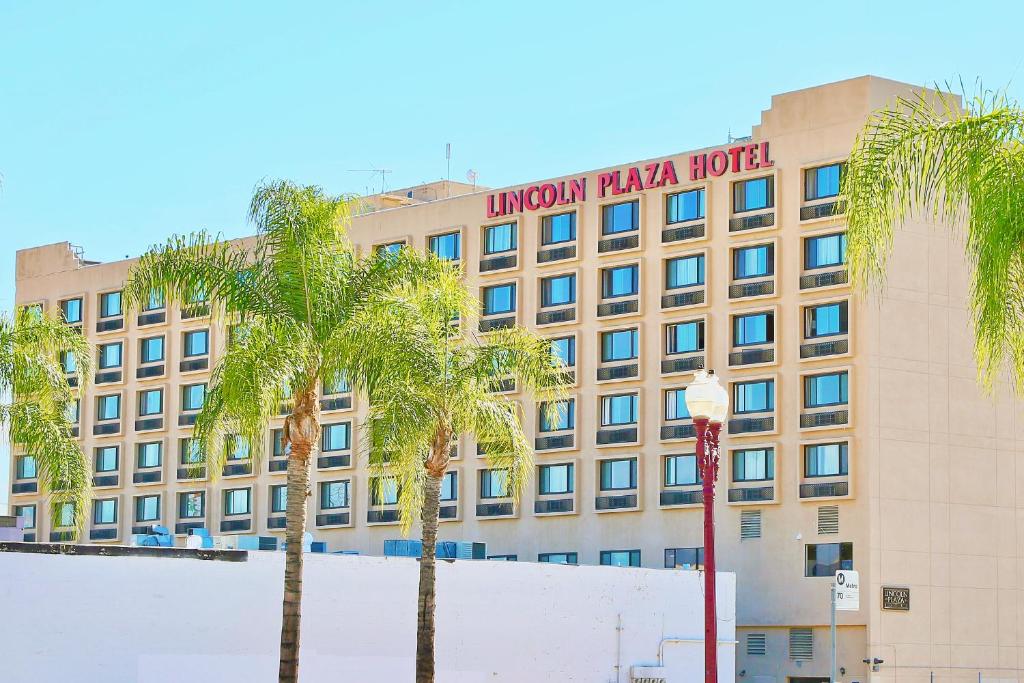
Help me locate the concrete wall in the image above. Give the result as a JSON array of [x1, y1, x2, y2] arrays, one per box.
[[0, 548, 735, 682]]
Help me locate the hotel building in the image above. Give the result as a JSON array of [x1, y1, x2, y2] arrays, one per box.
[[11, 76, 1024, 683]]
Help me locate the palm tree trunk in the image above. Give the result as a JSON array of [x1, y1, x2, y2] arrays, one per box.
[[415, 469, 443, 683], [279, 388, 319, 683]]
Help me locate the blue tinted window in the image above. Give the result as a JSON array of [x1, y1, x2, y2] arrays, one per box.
[[542, 213, 576, 245], [61, 298, 82, 324], [601, 394, 638, 426], [733, 448, 774, 482], [600, 458, 637, 489], [223, 488, 251, 515], [539, 552, 577, 564], [664, 454, 699, 486], [805, 372, 848, 407], [485, 223, 517, 254], [184, 330, 209, 357], [733, 245, 772, 279], [667, 321, 703, 354], [735, 177, 771, 212], [734, 313, 773, 346], [320, 481, 350, 509], [137, 442, 162, 468], [182, 384, 205, 411], [601, 329, 638, 362], [666, 255, 704, 289], [139, 389, 162, 416], [542, 274, 576, 307], [429, 232, 461, 261], [16, 455, 37, 479], [539, 463, 573, 494], [805, 443, 849, 477], [806, 302, 847, 337], [99, 342, 122, 369], [136, 494, 160, 521], [141, 336, 164, 363], [322, 423, 351, 451], [734, 380, 774, 413], [549, 336, 575, 367], [805, 233, 847, 268], [602, 265, 639, 298], [95, 446, 118, 472], [806, 164, 843, 200], [100, 291, 122, 318], [600, 550, 640, 567], [602, 201, 639, 235], [480, 469, 509, 498], [440, 472, 458, 502], [540, 399, 574, 432], [666, 189, 705, 224], [664, 388, 689, 420], [483, 284, 516, 315], [98, 394, 120, 420], [271, 485, 287, 513]]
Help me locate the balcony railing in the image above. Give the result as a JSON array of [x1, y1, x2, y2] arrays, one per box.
[[137, 311, 166, 326], [728, 281, 774, 299], [728, 348, 775, 366], [661, 289, 705, 309], [316, 512, 350, 527], [136, 365, 165, 379], [800, 409, 849, 428], [534, 498, 573, 514], [596, 427, 638, 445], [180, 358, 209, 373], [660, 489, 703, 506], [728, 416, 775, 435], [597, 299, 639, 317], [800, 338, 849, 358], [800, 200, 845, 221], [800, 269, 848, 289], [476, 502, 514, 517], [536, 308, 576, 325], [535, 434, 574, 451], [367, 509, 400, 524], [728, 485, 774, 502], [596, 364, 638, 382], [479, 254, 517, 272], [479, 316, 515, 333], [799, 481, 849, 498], [133, 470, 162, 484], [660, 423, 696, 440], [661, 355, 705, 375], [598, 234, 640, 253], [537, 245, 576, 264], [595, 493, 638, 510], [96, 318, 124, 333], [661, 222, 705, 244], [92, 474, 118, 488], [729, 211, 775, 232], [317, 454, 351, 469]]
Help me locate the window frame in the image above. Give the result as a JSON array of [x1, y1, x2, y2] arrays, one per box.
[[600, 392, 639, 427], [665, 187, 706, 225], [483, 222, 518, 255], [541, 211, 577, 245], [599, 457, 638, 491], [601, 199, 640, 235]]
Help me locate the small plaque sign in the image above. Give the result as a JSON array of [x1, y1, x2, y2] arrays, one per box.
[[882, 586, 910, 611]]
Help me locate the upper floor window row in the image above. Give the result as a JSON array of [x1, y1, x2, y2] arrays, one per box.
[[602, 200, 639, 235], [805, 163, 844, 201], [542, 212, 576, 245], [429, 232, 461, 261], [805, 233, 847, 269], [484, 223, 517, 255], [666, 188, 705, 224], [733, 176, 774, 213]]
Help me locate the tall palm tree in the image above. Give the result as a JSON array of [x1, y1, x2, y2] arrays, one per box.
[[337, 252, 569, 683], [843, 87, 1024, 390], [1, 307, 92, 531], [123, 181, 438, 683]]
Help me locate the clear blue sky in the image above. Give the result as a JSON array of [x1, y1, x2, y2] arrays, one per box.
[[0, 1, 1021, 503]]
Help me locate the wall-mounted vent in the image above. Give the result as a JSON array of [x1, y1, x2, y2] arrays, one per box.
[[789, 628, 813, 660], [817, 505, 839, 535], [747, 632, 767, 656], [740, 510, 762, 539]]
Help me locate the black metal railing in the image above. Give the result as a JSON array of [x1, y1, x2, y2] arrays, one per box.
[[660, 489, 703, 506], [95, 370, 122, 385], [728, 416, 774, 434], [596, 427, 638, 445], [535, 498, 574, 514], [479, 254, 517, 272], [476, 502, 514, 517], [92, 474, 118, 488], [800, 200, 845, 221], [597, 299, 639, 317], [598, 234, 640, 253], [136, 365, 164, 379], [729, 348, 775, 366], [661, 355, 705, 374], [367, 509, 400, 524], [595, 494, 638, 510], [537, 308, 576, 325], [220, 518, 252, 532], [137, 311, 166, 326], [268, 459, 287, 473], [535, 434, 574, 451], [799, 269, 848, 289], [96, 318, 124, 333], [135, 417, 163, 432], [178, 414, 197, 427], [222, 463, 253, 477], [799, 481, 849, 498], [317, 454, 351, 469], [176, 466, 206, 480], [537, 245, 577, 264], [439, 505, 458, 520], [11, 481, 37, 494], [479, 316, 516, 333], [93, 422, 120, 436], [133, 470, 162, 484], [660, 423, 696, 440], [266, 516, 286, 529], [661, 289, 705, 309], [729, 211, 775, 232], [596, 364, 638, 382], [800, 410, 849, 428], [728, 281, 774, 299], [728, 486, 774, 502], [800, 338, 849, 358], [180, 358, 209, 373], [316, 512, 350, 527], [661, 222, 706, 244]]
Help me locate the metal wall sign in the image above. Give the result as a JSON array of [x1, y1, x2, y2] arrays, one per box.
[[834, 569, 860, 611], [882, 586, 910, 611]]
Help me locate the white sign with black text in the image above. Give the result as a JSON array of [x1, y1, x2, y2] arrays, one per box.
[[834, 569, 860, 611]]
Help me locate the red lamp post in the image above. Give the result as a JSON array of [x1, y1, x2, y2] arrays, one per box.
[[685, 369, 729, 683]]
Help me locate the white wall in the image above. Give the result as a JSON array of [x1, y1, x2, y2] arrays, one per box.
[[0, 549, 735, 682]]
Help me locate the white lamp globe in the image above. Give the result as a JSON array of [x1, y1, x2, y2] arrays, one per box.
[[709, 377, 729, 424], [684, 369, 718, 420]]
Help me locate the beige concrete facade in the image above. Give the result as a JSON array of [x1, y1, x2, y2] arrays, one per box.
[[10, 76, 1024, 683]]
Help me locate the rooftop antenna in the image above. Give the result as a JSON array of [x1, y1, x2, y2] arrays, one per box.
[[445, 143, 452, 198], [347, 166, 393, 195], [466, 169, 478, 191]]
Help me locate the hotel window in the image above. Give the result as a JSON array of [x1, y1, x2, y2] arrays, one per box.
[[542, 212, 576, 245], [488, 554, 518, 561], [734, 380, 775, 414], [664, 454, 699, 487], [93, 498, 117, 525], [15, 454, 37, 479], [95, 446, 118, 473], [541, 274, 576, 307], [140, 336, 165, 363], [805, 542, 853, 577], [321, 422, 351, 452], [14, 504, 36, 529], [270, 485, 287, 513], [600, 458, 637, 490], [666, 188, 705, 224], [733, 176, 774, 212], [733, 448, 774, 482], [371, 478, 400, 506], [805, 442, 849, 477], [320, 481, 350, 510], [179, 491, 205, 519], [323, 374, 350, 395], [66, 399, 80, 425], [429, 231, 461, 261], [135, 494, 160, 522], [97, 394, 121, 421], [734, 312, 774, 346], [602, 200, 639, 235], [143, 289, 165, 311], [60, 297, 83, 324], [664, 388, 689, 421], [138, 389, 163, 416], [484, 222, 517, 254], [60, 350, 77, 374], [665, 547, 704, 569], [666, 320, 704, 355], [600, 549, 641, 567], [482, 283, 516, 316], [223, 488, 251, 516], [539, 552, 577, 565], [55, 502, 76, 527], [182, 384, 206, 411], [226, 436, 250, 461], [479, 469, 510, 499], [539, 399, 574, 432], [601, 393, 638, 426], [539, 463, 574, 495], [99, 291, 122, 319], [377, 241, 404, 257], [805, 163, 843, 200], [183, 330, 209, 357], [805, 302, 848, 338], [805, 371, 848, 408], [602, 264, 639, 298], [805, 233, 847, 269], [601, 328, 638, 362], [272, 429, 290, 458], [180, 438, 203, 465], [137, 442, 162, 469], [21, 303, 43, 320], [549, 336, 576, 368], [734, 244, 774, 279], [99, 342, 123, 369], [440, 471, 458, 502], [665, 255, 705, 289]]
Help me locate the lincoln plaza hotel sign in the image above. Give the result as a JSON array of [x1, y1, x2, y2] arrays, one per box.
[[485, 141, 774, 218]]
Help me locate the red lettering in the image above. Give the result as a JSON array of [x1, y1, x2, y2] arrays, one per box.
[[690, 154, 707, 181], [760, 141, 773, 168], [506, 189, 523, 214], [555, 181, 568, 205], [744, 143, 758, 170], [660, 160, 679, 186], [708, 150, 728, 177], [524, 186, 540, 211], [598, 172, 614, 198], [487, 194, 500, 218], [624, 167, 643, 193], [539, 183, 557, 208], [728, 146, 744, 173], [643, 163, 659, 189], [570, 178, 586, 203]]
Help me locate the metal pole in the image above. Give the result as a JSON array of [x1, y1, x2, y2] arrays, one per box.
[[830, 583, 837, 683], [696, 417, 720, 683]]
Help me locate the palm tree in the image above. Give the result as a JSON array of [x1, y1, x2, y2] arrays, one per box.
[[1, 306, 92, 532], [336, 252, 569, 683], [843, 87, 1024, 390], [123, 181, 438, 683]]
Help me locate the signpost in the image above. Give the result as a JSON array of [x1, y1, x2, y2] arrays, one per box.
[[831, 570, 859, 683]]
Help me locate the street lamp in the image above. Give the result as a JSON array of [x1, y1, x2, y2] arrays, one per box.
[[685, 369, 729, 683]]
